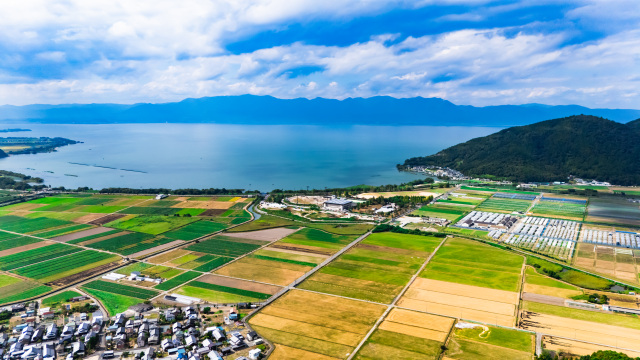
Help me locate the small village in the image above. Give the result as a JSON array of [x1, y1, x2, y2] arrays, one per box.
[[0, 296, 265, 360]]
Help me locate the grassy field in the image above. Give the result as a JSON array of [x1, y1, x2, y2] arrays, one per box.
[[420, 237, 523, 292], [356, 330, 444, 359], [42, 290, 82, 306], [0, 215, 72, 233], [83, 280, 159, 299], [226, 214, 296, 232], [154, 271, 201, 291], [446, 324, 534, 360], [531, 201, 586, 220], [298, 232, 442, 303], [305, 223, 373, 235], [0, 284, 51, 305], [527, 256, 614, 291], [105, 215, 199, 235], [476, 198, 531, 213], [82, 287, 141, 316], [413, 205, 467, 221], [278, 228, 357, 253]]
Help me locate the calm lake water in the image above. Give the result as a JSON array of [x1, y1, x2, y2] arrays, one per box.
[[0, 124, 499, 191]]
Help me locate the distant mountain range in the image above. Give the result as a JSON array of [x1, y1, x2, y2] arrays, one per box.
[[1, 95, 640, 126], [403, 115, 640, 185]]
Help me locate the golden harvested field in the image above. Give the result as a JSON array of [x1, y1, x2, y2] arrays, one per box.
[[521, 311, 640, 352], [214, 257, 310, 286], [573, 243, 640, 285], [380, 308, 453, 342], [197, 274, 282, 294], [270, 344, 341, 360], [249, 290, 385, 359], [397, 278, 519, 327], [543, 336, 640, 358], [171, 200, 233, 209], [523, 283, 582, 299], [147, 249, 191, 264]]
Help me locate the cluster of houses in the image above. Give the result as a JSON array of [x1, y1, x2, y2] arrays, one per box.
[[108, 306, 263, 360], [0, 308, 103, 360]]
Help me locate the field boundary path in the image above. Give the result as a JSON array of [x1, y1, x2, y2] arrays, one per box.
[[346, 235, 449, 360]]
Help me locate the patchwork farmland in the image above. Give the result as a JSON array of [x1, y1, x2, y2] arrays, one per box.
[[398, 237, 524, 327], [298, 232, 442, 303], [248, 290, 386, 359]]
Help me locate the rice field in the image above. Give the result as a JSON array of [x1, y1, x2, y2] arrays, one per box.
[[105, 215, 199, 235], [531, 199, 586, 220], [476, 197, 531, 213], [154, 271, 201, 291], [298, 232, 442, 303], [0, 243, 82, 271], [162, 221, 227, 240], [186, 235, 264, 257], [248, 290, 386, 359], [83, 280, 159, 299], [86, 232, 175, 256], [12, 250, 119, 282], [445, 323, 534, 360]]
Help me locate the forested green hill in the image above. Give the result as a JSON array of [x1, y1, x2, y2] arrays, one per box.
[[402, 115, 640, 185]]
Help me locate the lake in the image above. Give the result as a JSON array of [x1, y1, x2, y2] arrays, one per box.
[[0, 124, 500, 191]]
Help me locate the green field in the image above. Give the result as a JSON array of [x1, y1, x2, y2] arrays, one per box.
[[186, 235, 263, 257], [355, 329, 444, 360], [454, 324, 533, 352], [13, 250, 118, 282], [0, 236, 43, 251], [531, 201, 586, 219], [82, 287, 141, 316], [42, 290, 83, 306], [526, 256, 613, 290], [0, 215, 72, 233], [116, 207, 182, 215], [225, 214, 296, 232], [83, 280, 159, 299], [154, 271, 201, 291], [187, 280, 271, 299], [299, 232, 442, 303], [163, 221, 227, 240], [476, 198, 531, 213], [413, 205, 467, 221], [0, 274, 21, 287], [106, 215, 199, 235], [87, 232, 174, 256], [34, 224, 94, 238], [447, 324, 533, 360], [0, 243, 82, 271], [420, 238, 524, 292], [0, 284, 51, 305], [278, 228, 357, 252], [460, 186, 497, 192]]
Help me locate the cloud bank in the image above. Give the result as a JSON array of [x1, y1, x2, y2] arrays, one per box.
[[0, 0, 639, 107]]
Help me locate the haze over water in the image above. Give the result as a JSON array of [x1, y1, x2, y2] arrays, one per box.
[[0, 124, 499, 191]]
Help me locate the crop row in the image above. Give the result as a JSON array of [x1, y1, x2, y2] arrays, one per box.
[[67, 229, 122, 244], [186, 238, 261, 258], [154, 271, 201, 291], [0, 236, 42, 251], [188, 281, 271, 300], [117, 207, 181, 215], [36, 224, 94, 239], [83, 280, 159, 299], [13, 250, 117, 280], [0, 244, 82, 271], [193, 257, 233, 272], [87, 232, 154, 253], [163, 221, 225, 241], [477, 198, 531, 212], [0, 215, 72, 233]]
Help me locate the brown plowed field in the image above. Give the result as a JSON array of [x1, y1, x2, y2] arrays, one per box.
[[0, 240, 53, 257], [127, 240, 185, 259], [78, 231, 129, 246], [74, 213, 109, 224], [89, 213, 127, 225], [198, 274, 282, 294], [52, 226, 114, 242]]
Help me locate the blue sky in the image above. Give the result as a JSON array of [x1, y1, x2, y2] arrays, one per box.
[[0, 0, 639, 107]]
